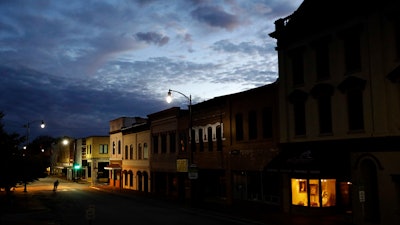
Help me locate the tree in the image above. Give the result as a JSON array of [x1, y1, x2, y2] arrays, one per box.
[[0, 111, 25, 194]]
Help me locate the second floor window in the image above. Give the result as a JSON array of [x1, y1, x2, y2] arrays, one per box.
[[291, 50, 304, 85], [315, 41, 330, 80], [152, 135, 158, 154], [199, 128, 204, 151], [235, 113, 244, 141], [207, 127, 213, 151], [311, 84, 334, 134], [338, 76, 366, 132], [138, 143, 142, 160], [262, 107, 273, 138], [118, 140, 121, 155], [124, 145, 128, 159], [293, 102, 306, 136], [347, 89, 364, 131], [161, 134, 167, 153], [248, 110, 257, 140], [130, 144, 134, 159], [169, 133, 176, 153], [112, 141, 115, 154], [99, 144, 108, 154], [344, 30, 361, 73], [289, 90, 308, 136], [216, 125, 222, 151], [143, 143, 148, 159]]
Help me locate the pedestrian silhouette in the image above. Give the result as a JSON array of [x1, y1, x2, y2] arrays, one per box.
[[53, 180, 59, 191]]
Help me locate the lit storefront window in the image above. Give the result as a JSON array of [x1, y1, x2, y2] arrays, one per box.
[[291, 178, 336, 207]]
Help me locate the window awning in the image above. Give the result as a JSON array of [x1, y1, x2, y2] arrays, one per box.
[[104, 164, 121, 170]]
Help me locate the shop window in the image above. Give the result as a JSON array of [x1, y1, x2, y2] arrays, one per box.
[[291, 179, 308, 206], [291, 178, 336, 207]]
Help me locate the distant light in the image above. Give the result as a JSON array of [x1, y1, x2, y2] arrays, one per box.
[[41, 149, 44, 152], [62, 139, 69, 145], [40, 120, 45, 128]]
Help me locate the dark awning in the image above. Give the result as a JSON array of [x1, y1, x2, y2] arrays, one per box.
[[266, 142, 351, 179]]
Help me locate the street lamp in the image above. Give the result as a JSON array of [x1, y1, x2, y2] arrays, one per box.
[[22, 119, 45, 192], [167, 89, 199, 204], [166, 89, 192, 162], [23, 120, 46, 149]]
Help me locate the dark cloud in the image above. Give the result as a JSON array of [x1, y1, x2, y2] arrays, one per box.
[[190, 6, 240, 30], [211, 40, 267, 55], [0, 0, 303, 140], [135, 32, 170, 46]]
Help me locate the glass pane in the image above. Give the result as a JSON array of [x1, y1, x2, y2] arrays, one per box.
[[321, 179, 336, 207], [291, 179, 308, 206], [309, 179, 319, 207]]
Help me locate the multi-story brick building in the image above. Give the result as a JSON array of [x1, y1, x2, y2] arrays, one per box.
[[269, 0, 400, 224], [147, 107, 189, 200], [107, 117, 143, 188], [191, 83, 279, 205], [120, 119, 151, 192]]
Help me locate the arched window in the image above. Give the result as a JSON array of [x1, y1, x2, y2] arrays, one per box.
[[129, 170, 134, 187], [124, 145, 128, 160], [130, 144, 134, 160], [143, 143, 148, 159], [118, 140, 121, 155], [138, 144, 142, 160]]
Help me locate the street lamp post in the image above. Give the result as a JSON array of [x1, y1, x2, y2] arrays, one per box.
[[166, 89, 192, 163], [22, 119, 45, 192], [167, 89, 198, 204]]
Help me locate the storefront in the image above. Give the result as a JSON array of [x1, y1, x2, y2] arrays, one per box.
[[267, 141, 352, 214]]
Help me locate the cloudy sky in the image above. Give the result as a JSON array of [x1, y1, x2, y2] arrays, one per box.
[[0, 0, 302, 140]]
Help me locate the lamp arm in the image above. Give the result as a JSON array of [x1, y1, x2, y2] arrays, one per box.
[[169, 89, 191, 104]]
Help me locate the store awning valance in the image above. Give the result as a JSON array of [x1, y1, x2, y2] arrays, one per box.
[[266, 142, 351, 179], [104, 164, 121, 170]]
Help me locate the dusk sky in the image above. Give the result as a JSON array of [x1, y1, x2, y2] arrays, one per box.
[[0, 0, 302, 140]]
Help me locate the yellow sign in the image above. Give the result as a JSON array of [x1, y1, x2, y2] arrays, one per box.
[[176, 159, 188, 172]]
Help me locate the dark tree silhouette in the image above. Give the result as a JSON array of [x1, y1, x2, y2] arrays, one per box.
[[0, 112, 54, 194]]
